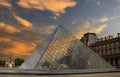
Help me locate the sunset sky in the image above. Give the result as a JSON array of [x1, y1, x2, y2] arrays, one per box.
[[0, 0, 120, 59]]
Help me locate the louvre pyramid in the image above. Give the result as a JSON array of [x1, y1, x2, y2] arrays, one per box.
[[20, 25, 113, 70]]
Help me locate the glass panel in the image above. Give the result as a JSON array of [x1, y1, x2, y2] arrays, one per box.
[[35, 26, 113, 70]]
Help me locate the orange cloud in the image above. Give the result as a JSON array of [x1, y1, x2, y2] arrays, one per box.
[[0, 25, 57, 58], [0, 37, 11, 42], [0, 0, 12, 8], [14, 15, 32, 28], [4, 42, 35, 56], [95, 24, 107, 34], [72, 22, 107, 38], [18, 0, 77, 16], [99, 17, 109, 23], [0, 37, 36, 56], [0, 22, 20, 33]]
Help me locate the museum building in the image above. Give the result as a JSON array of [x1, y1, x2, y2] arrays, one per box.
[[81, 33, 120, 68]]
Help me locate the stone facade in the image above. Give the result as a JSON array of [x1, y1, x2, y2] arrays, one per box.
[[81, 33, 120, 68]]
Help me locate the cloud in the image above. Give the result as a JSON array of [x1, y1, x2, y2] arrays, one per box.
[[14, 15, 32, 28], [17, 0, 77, 17], [0, 37, 11, 42], [114, 0, 120, 10], [99, 17, 109, 23], [0, 37, 36, 56], [71, 22, 107, 38], [94, 24, 107, 34], [117, 0, 120, 2], [0, 31, 40, 57], [4, 41, 35, 56], [99, 16, 120, 22], [86, 0, 100, 6], [52, 16, 58, 20], [71, 15, 120, 39], [32, 25, 56, 34], [0, 0, 12, 8], [96, 0, 100, 6], [109, 16, 120, 20], [0, 24, 56, 59], [0, 22, 20, 33], [91, 16, 120, 23]]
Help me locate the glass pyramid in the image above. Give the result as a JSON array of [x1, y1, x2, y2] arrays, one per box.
[[34, 25, 113, 70]]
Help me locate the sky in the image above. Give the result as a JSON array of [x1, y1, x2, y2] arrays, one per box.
[[0, 0, 120, 60]]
